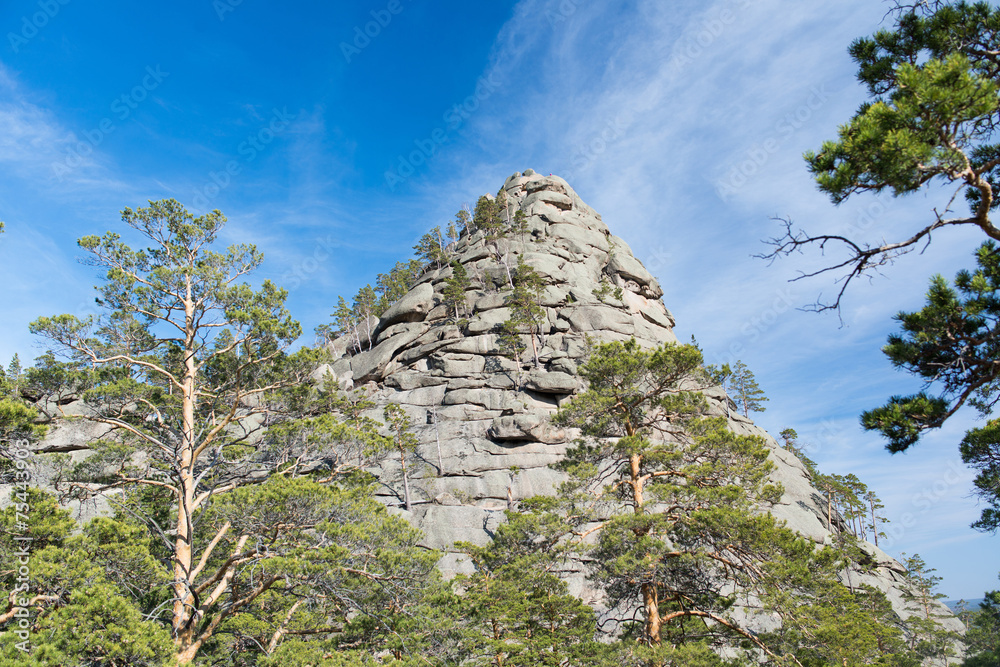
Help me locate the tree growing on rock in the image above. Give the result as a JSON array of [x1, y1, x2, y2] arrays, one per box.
[[442, 261, 471, 320], [376, 259, 423, 312], [728, 359, 768, 417], [502, 256, 546, 368], [899, 554, 960, 664], [549, 339, 840, 662], [24, 200, 437, 664], [383, 403, 419, 512], [414, 226, 446, 271]]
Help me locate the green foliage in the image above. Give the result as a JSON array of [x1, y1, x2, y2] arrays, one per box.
[[550, 339, 824, 657], [0, 355, 44, 440], [0, 583, 174, 667], [502, 256, 547, 367], [441, 261, 471, 319], [959, 586, 1000, 666], [413, 226, 446, 270], [443, 510, 604, 667], [899, 553, 961, 664], [21, 200, 441, 663], [762, 582, 919, 667], [592, 278, 624, 303], [383, 403, 419, 511], [473, 195, 504, 242], [376, 259, 423, 310], [861, 242, 1000, 449], [806, 2, 1000, 209], [861, 241, 1000, 529], [764, 2, 1000, 312], [727, 360, 768, 417], [455, 207, 472, 235], [959, 420, 1000, 531]]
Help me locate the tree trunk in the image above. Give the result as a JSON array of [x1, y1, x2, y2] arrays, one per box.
[[643, 583, 662, 647], [432, 408, 443, 475], [174, 297, 199, 654], [399, 448, 411, 511]]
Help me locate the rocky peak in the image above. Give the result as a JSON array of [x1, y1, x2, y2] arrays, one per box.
[[311, 172, 961, 635]]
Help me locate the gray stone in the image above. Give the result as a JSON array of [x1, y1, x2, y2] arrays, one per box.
[[608, 252, 656, 286], [386, 385, 447, 407], [466, 307, 511, 334], [385, 371, 447, 391], [429, 353, 487, 377], [474, 292, 506, 311], [378, 282, 435, 329], [563, 305, 635, 336], [523, 190, 574, 211], [547, 223, 609, 252], [351, 325, 427, 382], [524, 370, 578, 394], [487, 414, 568, 444]]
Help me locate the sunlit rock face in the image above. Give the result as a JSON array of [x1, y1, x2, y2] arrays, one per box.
[[28, 169, 963, 634], [316, 170, 961, 634]]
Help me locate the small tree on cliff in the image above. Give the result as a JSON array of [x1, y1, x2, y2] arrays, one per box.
[[728, 360, 768, 417], [503, 256, 546, 367], [551, 339, 841, 662]]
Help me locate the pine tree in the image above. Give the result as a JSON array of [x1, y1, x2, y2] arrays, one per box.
[[445, 510, 605, 667], [859, 243, 1000, 531], [383, 403, 419, 512], [353, 284, 379, 350], [864, 489, 888, 546], [762, 1, 1000, 312], [442, 261, 471, 320], [899, 553, 960, 665], [376, 259, 423, 311], [503, 256, 546, 367], [958, 585, 1000, 667], [512, 208, 530, 246], [549, 339, 834, 661], [333, 295, 362, 353], [780, 427, 819, 478], [455, 207, 472, 235], [729, 360, 768, 417], [413, 226, 446, 270], [24, 200, 439, 664], [0, 355, 41, 441]]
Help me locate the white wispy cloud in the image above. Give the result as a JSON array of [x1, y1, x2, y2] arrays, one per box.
[[394, 0, 999, 597]]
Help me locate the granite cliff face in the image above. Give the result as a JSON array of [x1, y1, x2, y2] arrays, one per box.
[[311, 169, 960, 631], [21, 169, 961, 635]]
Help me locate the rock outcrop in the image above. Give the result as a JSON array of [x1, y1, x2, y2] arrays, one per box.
[[20, 169, 962, 636], [315, 169, 963, 631]]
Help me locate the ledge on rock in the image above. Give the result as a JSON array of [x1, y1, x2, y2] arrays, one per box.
[[377, 282, 435, 330], [487, 414, 567, 444], [524, 370, 578, 394]]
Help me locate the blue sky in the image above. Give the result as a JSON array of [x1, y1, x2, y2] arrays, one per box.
[[1, 0, 997, 599]]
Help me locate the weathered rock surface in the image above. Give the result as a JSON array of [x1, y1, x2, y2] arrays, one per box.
[[18, 170, 962, 638]]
